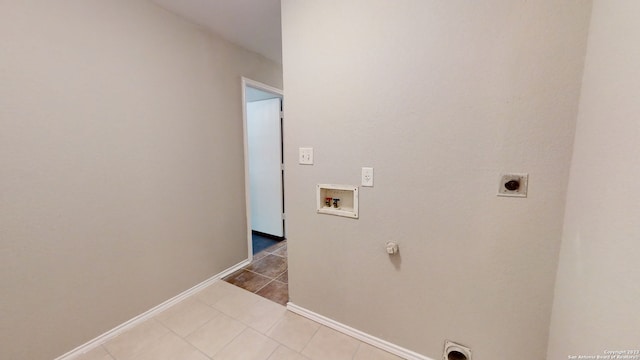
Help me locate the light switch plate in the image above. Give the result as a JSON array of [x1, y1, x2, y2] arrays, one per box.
[[361, 167, 374, 187], [299, 147, 313, 165]]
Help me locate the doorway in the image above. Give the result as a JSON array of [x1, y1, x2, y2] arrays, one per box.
[[241, 78, 285, 255], [222, 78, 288, 305]]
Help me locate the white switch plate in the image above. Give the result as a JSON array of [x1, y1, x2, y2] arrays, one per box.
[[299, 147, 313, 165], [361, 167, 374, 187]]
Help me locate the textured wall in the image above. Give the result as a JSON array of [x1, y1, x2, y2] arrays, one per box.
[[0, 1, 282, 359], [281, 1, 591, 358], [548, 1, 640, 357]]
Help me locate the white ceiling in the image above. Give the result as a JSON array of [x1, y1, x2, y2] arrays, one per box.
[[151, 0, 282, 64]]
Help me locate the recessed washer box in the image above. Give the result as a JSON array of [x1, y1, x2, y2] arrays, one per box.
[[316, 184, 359, 219]]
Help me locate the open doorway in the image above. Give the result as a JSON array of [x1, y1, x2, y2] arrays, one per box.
[[222, 78, 288, 305], [242, 78, 284, 254]]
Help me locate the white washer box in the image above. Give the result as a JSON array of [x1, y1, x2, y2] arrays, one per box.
[[316, 184, 359, 219]]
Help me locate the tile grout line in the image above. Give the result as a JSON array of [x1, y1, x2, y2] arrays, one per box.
[[223, 267, 289, 304], [352, 341, 364, 360], [190, 287, 279, 359], [260, 305, 302, 358], [299, 324, 322, 358], [264, 344, 279, 360], [103, 318, 170, 360], [253, 268, 288, 294], [207, 324, 250, 359], [254, 277, 278, 294], [101, 344, 117, 360], [226, 241, 288, 305], [243, 268, 278, 282], [153, 298, 228, 360], [105, 281, 304, 360]]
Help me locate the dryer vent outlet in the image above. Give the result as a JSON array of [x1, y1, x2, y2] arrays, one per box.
[[497, 173, 528, 198], [443, 340, 472, 360]]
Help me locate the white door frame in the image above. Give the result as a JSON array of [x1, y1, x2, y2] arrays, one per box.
[[241, 77, 284, 260]]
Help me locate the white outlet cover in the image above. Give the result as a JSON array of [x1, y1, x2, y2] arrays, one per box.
[[361, 167, 374, 187], [299, 147, 313, 165], [497, 173, 528, 198]]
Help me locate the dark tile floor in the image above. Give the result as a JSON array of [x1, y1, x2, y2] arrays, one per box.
[[252, 233, 280, 254], [223, 240, 289, 305]]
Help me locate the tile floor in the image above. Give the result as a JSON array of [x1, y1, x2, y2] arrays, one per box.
[[223, 240, 289, 306], [252, 233, 281, 254], [76, 280, 403, 360]]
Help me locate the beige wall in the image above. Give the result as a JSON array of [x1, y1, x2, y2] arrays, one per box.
[[281, 1, 591, 359], [547, 1, 640, 358], [0, 1, 281, 359]]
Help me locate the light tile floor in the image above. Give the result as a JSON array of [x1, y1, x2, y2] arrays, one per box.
[[76, 281, 404, 360]]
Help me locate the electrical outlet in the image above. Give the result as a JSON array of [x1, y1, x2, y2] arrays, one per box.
[[299, 147, 313, 165], [361, 167, 374, 187]]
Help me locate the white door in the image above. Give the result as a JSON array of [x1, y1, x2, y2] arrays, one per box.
[[247, 98, 284, 237]]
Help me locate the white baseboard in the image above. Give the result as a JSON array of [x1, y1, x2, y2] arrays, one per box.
[[55, 258, 251, 360], [286, 302, 434, 360]]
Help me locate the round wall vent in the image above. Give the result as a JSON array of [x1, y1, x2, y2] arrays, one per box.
[[443, 340, 472, 360]]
